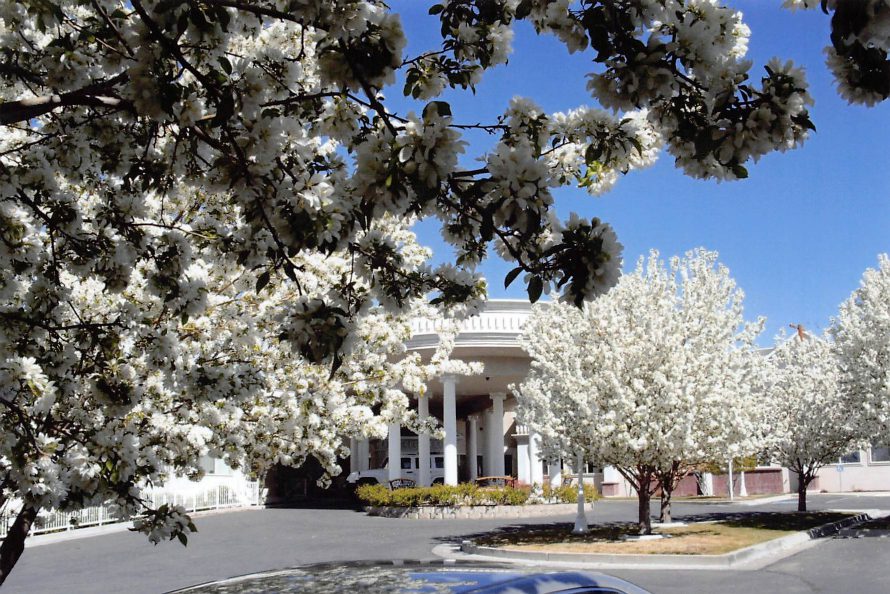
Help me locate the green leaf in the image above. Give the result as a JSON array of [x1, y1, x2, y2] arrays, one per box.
[[504, 266, 523, 289], [423, 101, 452, 119], [584, 143, 602, 164], [731, 164, 749, 179], [218, 56, 232, 75], [283, 262, 298, 282], [527, 276, 544, 303], [515, 0, 533, 19], [255, 271, 271, 293], [176, 532, 188, 546], [428, 4, 444, 15]]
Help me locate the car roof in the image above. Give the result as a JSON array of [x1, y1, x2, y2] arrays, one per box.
[[166, 560, 652, 594]]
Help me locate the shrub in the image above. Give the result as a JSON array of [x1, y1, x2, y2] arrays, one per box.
[[484, 485, 531, 506], [355, 483, 541, 507], [355, 483, 391, 506], [543, 483, 600, 503]]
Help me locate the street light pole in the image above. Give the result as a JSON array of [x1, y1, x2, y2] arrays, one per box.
[[572, 452, 589, 535], [728, 458, 734, 502]]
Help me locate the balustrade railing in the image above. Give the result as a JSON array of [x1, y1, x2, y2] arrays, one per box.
[[0, 480, 261, 540]]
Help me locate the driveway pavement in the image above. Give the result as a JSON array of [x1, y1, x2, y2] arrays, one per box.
[[3, 494, 889, 594]]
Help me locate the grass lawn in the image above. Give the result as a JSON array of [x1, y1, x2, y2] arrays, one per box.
[[476, 512, 852, 555]]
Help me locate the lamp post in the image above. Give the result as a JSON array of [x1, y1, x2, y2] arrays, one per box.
[[572, 452, 589, 535], [727, 458, 734, 502]]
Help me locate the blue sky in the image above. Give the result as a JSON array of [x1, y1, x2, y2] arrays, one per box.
[[388, 2, 890, 344]]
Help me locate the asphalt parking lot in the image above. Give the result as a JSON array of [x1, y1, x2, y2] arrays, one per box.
[[4, 493, 890, 594]]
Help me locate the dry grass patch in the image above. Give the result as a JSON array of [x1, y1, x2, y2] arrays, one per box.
[[476, 512, 852, 556]]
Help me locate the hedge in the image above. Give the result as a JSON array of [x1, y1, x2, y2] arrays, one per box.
[[355, 482, 599, 507]]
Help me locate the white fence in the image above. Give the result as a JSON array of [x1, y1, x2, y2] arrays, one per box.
[[0, 481, 261, 540]]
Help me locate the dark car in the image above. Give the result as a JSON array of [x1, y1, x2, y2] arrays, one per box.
[[167, 560, 653, 594]]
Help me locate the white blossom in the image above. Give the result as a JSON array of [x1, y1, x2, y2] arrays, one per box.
[[515, 248, 763, 531]]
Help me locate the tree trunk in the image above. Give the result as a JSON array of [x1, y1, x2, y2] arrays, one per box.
[[0, 505, 38, 586], [797, 474, 809, 512], [638, 487, 653, 534], [656, 461, 682, 523], [659, 490, 672, 524]]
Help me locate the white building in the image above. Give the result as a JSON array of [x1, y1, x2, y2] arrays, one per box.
[[349, 300, 556, 488], [349, 299, 890, 497]]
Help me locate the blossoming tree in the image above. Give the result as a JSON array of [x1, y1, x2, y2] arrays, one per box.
[[760, 330, 858, 512], [516, 249, 763, 533], [2, 0, 885, 578], [0, 210, 475, 583], [831, 255, 890, 467], [785, 0, 890, 106]]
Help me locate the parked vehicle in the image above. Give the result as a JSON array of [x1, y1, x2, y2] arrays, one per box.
[[167, 560, 654, 593], [346, 455, 446, 486]]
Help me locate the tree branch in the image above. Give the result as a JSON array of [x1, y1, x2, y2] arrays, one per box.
[[0, 74, 133, 125]]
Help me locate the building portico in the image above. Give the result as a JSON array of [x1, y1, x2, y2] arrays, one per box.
[[351, 300, 550, 487]]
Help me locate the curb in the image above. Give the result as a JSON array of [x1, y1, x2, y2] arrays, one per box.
[[365, 502, 588, 520], [836, 508, 890, 538], [454, 512, 871, 570], [837, 528, 890, 538], [667, 494, 793, 507]]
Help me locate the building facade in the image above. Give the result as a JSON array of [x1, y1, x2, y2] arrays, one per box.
[[348, 299, 890, 497]]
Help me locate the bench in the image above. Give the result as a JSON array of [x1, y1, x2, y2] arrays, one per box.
[[475, 476, 516, 488]]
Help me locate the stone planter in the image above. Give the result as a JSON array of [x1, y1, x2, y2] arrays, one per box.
[[365, 502, 583, 520]]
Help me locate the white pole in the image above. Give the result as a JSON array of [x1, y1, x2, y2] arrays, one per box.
[[728, 458, 734, 502], [739, 470, 748, 498], [572, 452, 589, 535]]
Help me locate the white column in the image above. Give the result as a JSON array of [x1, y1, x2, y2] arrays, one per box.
[[529, 432, 544, 485], [483, 410, 494, 476], [349, 438, 359, 473], [516, 431, 530, 484], [358, 439, 370, 471], [388, 421, 401, 482], [548, 458, 562, 488], [739, 471, 748, 497], [701, 472, 714, 496], [417, 396, 431, 487], [490, 392, 506, 477], [467, 415, 479, 482], [443, 375, 459, 486]]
